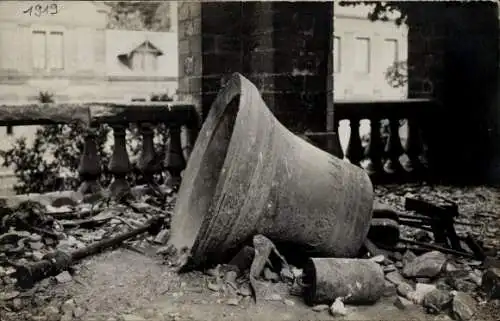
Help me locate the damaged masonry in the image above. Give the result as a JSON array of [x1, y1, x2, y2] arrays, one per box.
[[1, 73, 499, 321]]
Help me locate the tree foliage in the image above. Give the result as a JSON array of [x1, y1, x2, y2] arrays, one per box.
[[105, 1, 172, 31], [0, 93, 172, 194], [338, 1, 410, 26]]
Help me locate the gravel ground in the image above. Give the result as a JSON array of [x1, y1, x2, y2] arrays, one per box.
[[1, 183, 499, 321]]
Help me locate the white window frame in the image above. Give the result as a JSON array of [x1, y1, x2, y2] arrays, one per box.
[[30, 25, 65, 72], [333, 36, 341, 74], [354, 36, 371, 74]]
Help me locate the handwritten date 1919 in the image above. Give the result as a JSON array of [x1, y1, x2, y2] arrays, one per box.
[[23, 4, 59, 17]]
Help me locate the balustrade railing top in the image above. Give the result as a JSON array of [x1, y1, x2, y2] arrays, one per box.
[[0, 101, 199, 126], [0, 101, 200, 199]]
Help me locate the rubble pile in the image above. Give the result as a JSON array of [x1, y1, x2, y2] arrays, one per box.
[[155, 188, 499, 321], [0, 181, 498, 321], [0, 186, 175, 321]]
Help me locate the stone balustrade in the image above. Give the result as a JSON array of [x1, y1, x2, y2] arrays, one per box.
[[0, 101, 200, 198]]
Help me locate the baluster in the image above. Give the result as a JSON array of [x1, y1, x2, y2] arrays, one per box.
[[383, 118, 404, 174], [365, 118, 384, 176], [78, 126, 102, 195], [180, 125, 194, 162], [345, 118, 363, 167], [108, 124, 131, 199], [330, 118, 344, 159], [402, 118, 423, 174], [164, 125, 186, 188], [137, 122, 160, 183]]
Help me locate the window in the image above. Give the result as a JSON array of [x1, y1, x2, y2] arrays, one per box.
[[131, 42, 159, 72], [0, 29, 17, 69], [48, 32, 64, 69], [132, 50, 158, 72], [6, 126, 13, 136], [354, 37, 371, 74], [333, 36, 341, 73], [32, 30, 64, 70], [32, 31, 46, 69], [384, 39, 399, 66]]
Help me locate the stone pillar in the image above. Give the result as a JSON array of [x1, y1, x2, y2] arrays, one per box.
[[407, 2, 500, 184], [177, 2, 333, 134]]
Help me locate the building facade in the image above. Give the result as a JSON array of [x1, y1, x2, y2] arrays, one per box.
[[0, 1, 408, 194], [334, 3, 408, 100], [0, 1, 178, 103]]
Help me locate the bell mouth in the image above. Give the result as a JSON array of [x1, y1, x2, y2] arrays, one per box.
[[168, 74, 245, 270]]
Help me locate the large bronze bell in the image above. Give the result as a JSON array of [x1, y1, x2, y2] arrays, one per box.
[[168, 73, 374, 270]]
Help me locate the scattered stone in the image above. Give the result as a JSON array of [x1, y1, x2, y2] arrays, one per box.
[[5, 267, 16, 276], [29, 241, 44, 250], [469, 270, 482, 286], [289, 281, 303, 296], [32, 251, 45, 261], [265, 293, 282, 301], [226, 298, 240, 306], [55, 271, 73, 283], [10, 298, 23, 311], [44, 305, 61, 321], [121, 314, 146, 321], [0, 266, 5, 277], [30, 233, 43, 242], [383, 281, 397, 297], [370, 255, 386, 264], [61, 299, 76, 315], [283, 299, 295, 306], [408, 283, 437, 305], [435, 278, 454, 292], [402, 250, 417, 266], [447, 275, 477, 293], [73, 307, 85, 318], [291, 267, 302, 279], [207, 282, 221, 292], [394, 296, 415, 310], [205, 266, 220, 278], [60, 312, 73, 321], [393, 251, 403, 261], [422, 289, 453, 314], [445, 262, 461, 273], [312, 304, 329, 312], [263, 267, 280, 282], [481, 267, 500, 299], [153, 229, 170, 245], [280, 266, 294, 282], [386, 271, 407, 286], [0, 291, 20, 300], [466, 260, 482, 268], [4, 276, 16, 285], [238, 284, 251, 297], [452, 292, 477, 321], [397, 283, 414, 298], [395, 261, 403, 269], [330, 297, 347, 316], [224, 270, 238, 284], [402, 251, 447, 278], [384, 264, 396, 273]]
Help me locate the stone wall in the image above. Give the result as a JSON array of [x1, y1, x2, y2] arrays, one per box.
[[177, 2, 333, 134]]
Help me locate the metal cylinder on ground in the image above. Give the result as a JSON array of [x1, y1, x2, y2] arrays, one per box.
[[303, 257, 385, 305]]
